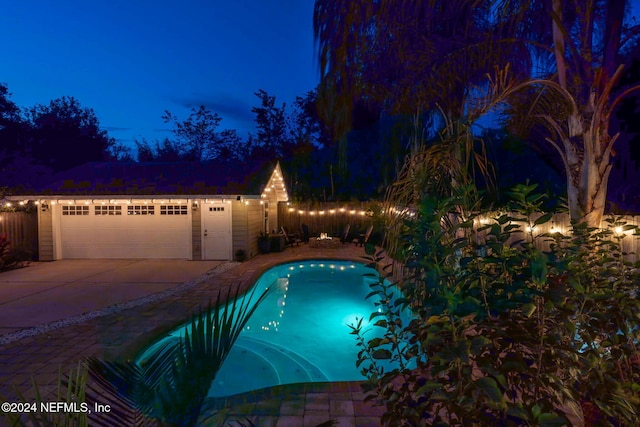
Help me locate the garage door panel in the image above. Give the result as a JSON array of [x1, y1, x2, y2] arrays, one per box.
[[59, 204, 191, 259]]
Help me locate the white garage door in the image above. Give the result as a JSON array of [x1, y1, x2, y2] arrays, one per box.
[[59, 203, 191, 259]]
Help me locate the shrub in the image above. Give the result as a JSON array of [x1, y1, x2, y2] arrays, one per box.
[[352, 185, 640, 426], [0, 233, 31, 271]]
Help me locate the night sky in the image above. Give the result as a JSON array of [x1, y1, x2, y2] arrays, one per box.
[[1, 0, 318, 148]]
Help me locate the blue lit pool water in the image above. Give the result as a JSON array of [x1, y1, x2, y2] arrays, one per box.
[[139, 260, 406, 397]]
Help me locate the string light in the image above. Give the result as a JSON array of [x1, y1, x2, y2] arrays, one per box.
[[261, 164, 289, 202], [285, 206, 370, 216]]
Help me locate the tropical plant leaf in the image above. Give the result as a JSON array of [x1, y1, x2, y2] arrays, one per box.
[[86, 285, 272, 427]]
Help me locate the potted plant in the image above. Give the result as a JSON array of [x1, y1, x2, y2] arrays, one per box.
[[258, 232, 270, 254], [234, 249, 247, 262]]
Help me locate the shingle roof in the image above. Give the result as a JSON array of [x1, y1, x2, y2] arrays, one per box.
[[22, 160, 276, 196]]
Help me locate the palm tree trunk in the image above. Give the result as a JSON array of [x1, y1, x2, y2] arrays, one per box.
[[565, 130, 613, 229]]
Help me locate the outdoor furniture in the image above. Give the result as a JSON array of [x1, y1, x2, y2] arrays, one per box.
[[336, 224, 351, 243], [281, 227, 301, 247], [300, 224, 310, 243], [353, 225, 373, 246], [269, 233, 286, 252]]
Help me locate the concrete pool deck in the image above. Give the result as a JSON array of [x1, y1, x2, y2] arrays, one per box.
[[0, 244, 384, 427]]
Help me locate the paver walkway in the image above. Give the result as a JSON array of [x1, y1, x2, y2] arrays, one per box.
[[0, 244, 385, 427]]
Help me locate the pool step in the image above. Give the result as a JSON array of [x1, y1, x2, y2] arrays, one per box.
[[208, 336, 328, 398], [242, 336, 329, 383]]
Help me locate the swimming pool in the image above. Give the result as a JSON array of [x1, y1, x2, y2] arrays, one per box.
[[138, 260, 405, 397]]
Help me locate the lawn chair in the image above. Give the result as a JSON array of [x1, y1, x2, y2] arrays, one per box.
[[353, 225, 373, 246], [300, 224, 310, 243], [281, 227, 302, 246], [338, 224, 351, 243]]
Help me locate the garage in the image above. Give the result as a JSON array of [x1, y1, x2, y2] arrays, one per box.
[[57, 201, 191, 259], [9, 160, 290, 261]]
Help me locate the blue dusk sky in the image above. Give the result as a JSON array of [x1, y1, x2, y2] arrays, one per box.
[[1, 0, 319, 148]]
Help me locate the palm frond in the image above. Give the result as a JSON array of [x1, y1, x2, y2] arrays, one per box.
[[86, 285, 271, 427]]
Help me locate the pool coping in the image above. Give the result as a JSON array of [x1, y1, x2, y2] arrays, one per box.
[[0, 244, 385, 427]]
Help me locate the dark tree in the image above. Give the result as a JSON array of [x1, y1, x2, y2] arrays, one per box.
[[24, 96, 115, 172], [250, 89, 293, 159], [216, 128, 244, 161], [106, 141, 134, 161], [162, 106, 221, 161], [291, 89, 332, 149], [0, 83, 20, 127], [313, 0, 532, 139], [136, 106, 244, 162], [161, 105, 243, 161], [135, 138, 184, 162], [0, 83, 27, 154]]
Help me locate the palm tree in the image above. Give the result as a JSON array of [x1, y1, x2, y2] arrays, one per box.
[[511, 0, 640, 227], [314, 0, 640, 228]]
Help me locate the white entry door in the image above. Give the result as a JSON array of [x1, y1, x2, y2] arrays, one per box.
[[202, 202, 232, 260]]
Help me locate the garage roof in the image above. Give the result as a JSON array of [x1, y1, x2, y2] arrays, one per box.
[[15, 160, 280, 196]]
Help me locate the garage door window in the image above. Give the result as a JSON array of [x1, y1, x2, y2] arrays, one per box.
[[62, 205, 89, 216], [95, 205, 122, 215], [128, 205, 155, 215], [160, 205, 188, 215]]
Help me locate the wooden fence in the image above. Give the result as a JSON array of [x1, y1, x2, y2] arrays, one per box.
[[0, 211, 38, 259], [482, 212, 640, 262], [277, 201, 380, 238], [279, 203, 640, 262]]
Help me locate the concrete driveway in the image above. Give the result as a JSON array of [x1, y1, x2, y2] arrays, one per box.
[[0, 259, 223, 335]]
